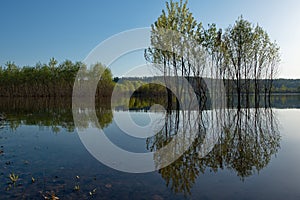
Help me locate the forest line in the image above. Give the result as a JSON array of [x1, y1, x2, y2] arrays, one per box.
[[0, 59, 298, 98]]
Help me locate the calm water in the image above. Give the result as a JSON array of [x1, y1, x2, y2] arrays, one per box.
[[0, 96, 300, 199]]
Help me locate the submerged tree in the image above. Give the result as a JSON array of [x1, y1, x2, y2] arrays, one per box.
[[145, 0, 208, 111], [146, 0, 280, 109], [222, 16, 280, 108], [143, 1, 281, 196]]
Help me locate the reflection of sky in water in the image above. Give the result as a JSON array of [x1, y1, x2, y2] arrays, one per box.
[[104, 111, 158, 153], [1, 109, 300, 199]]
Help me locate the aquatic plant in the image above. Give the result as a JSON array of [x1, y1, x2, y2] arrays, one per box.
[[42, 191, 59, 200], [73, 185, 80, 191], [9, 173, 18, 183], [89, 188, 96, 196]]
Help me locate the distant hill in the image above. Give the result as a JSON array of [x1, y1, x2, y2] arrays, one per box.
[[116, 77, 300, 93], [272, 79, 300, 93]]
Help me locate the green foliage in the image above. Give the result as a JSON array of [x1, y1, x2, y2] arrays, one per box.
[[114, 79, 144, 93], [146, 1, 280, 109], [9, 173, 19, 183], [0, 59, 114, 97]]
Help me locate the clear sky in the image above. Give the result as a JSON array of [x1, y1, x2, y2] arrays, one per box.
[[0, 0, 299, 78]]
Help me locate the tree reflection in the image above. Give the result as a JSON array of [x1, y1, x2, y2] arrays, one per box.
[[0, 96, 281, 195], [0, 97, 113, 132], [147, 108, 280, 196]]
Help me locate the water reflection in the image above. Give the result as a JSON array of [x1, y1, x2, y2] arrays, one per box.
[[0, 96, 282, 198], [147, 108, 280, 195], [0, 95, 294, 130], [0, 97, 113, 132]]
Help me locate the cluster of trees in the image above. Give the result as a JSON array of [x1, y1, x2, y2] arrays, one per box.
[[142, 2, 281, 194], [114, 79, 144, 94], [113, 77, 168, 98], [145, 0, 280, 109], [0, 58, 114, 97]]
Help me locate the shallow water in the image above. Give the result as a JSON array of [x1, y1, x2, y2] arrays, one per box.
[[0, 96, 300, 199]]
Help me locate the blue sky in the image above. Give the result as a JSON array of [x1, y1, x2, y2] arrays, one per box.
[[1, 0, 299, 78]]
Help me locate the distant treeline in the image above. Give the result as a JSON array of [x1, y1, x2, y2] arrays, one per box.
[[272, 79, 300, 93], [0, 58, 114, 97], [0, 59, 299, 98], [118, 77, 300, 94]]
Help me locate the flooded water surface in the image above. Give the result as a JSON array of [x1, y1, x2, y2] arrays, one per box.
[[1, 96, 300, 199]]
